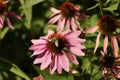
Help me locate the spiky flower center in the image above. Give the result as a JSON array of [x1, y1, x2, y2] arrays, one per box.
[[97, 15, 118, 35], [100, 55, 115, 68], [0, 2, 6, 14], [47, 33, 68, 54], [60, 2, 76, 18]]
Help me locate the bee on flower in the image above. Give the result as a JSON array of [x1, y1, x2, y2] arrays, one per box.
[[29, 30, 85, 74]]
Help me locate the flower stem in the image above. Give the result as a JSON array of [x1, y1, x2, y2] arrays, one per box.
[[98, 0, 103, 15]]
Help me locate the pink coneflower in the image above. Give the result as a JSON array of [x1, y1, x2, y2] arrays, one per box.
[[0, 0, 21, 29], [48, 2, 87, 32], [100, 51, 120, 80], [84, 15, 119, 57], [29, 30, 85, 74]]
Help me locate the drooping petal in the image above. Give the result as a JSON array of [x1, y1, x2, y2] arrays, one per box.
[[0, 15, 3, 28], [40, 51, 51, 70], [50, 7, 60, 13], [65, 19, 70, 31], [67, 53, 79, 65], [70, 47, 85, 56], [3, 0, 11, 4], [57, 54, 62, 74], [75, 20, 82, 31], [58, 54, 69, 72], [103, 36, 108, 53], [71, 18, 77, 31], [7, 11, 21, 20], [33, 50, 47, 64], [57, 17, 65, 32], [50, 55, 57, 74], [110, 35, 119, 58], [5, 17, 14, 29], [94, 32, 101, 54], [48, 14, 61, 25], [84, 26, 98, 33]]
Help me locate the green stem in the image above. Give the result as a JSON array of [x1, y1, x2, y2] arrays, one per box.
[[98, 0, 103, 15]]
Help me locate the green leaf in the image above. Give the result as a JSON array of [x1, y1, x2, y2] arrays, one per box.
[[23, 7, 32, 29], [104, 0, 111, 6], [23, 0, 45, 8], [44, 25, 57, 35], [19, 0, 32, 29], [0, 27, 9, 40], [0, 57, 31, 80], [103, 2, 119, 11], [86, 3, 99, 11]]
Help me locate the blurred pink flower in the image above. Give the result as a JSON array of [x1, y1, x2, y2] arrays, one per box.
[[29, 30, 85, 74], [33, 75, 44, 80], [48, 2, 87, 32], [0, 0, 21, 29], [100, 51, 120, 80], [84, 15, 119, 57]]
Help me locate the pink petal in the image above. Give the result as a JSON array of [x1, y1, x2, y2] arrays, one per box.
[[57, 54, 62, 74], [3, 0, 11, 4], [94, 32, 101, 54], [103, 36, 108, 53], [46, 30, 54, 37], [70, 47, 85, 56], [50, 7, 60, 13], [75, 20, 82, 31], [48, 14, 61, 25], [71, 18, 77, 31], [40, 51, 51, 70], [5, 17, 14, 29], [84, 26, 98, 33], [7, 11, 21, 20], [65, 19, 70, 31], [64, 31, 81, 39], [67, 53, 79, 65], [57, 17, 65, 32], [33, 50, 47, 64], [68, 38, 85, 49], [58, 54, 69, 72], [31, 38, 47, 44], [0, 15, 3, 28], [50, 55, 57, 74], [30, 47, 47, 57], [29, 44, 46, 50], [110, 35, 119, 58]]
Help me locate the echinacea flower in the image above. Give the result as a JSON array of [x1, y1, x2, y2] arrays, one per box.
[[100, 51, 120, 80], [48, 2, 87, 32], [29, 30, 85, 74], [0, 0, 21, 29], [84, 15, 119, 57]]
